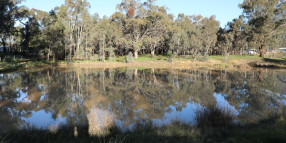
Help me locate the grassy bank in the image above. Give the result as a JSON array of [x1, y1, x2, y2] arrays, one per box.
[[0, 55, 286, 73], [0, 60, 55, 73]]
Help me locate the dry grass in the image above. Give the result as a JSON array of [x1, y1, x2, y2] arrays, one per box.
[[87, 108, 114, 136], [196, 106, 235, 129]]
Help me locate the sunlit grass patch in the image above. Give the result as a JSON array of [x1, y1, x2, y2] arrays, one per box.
[[209, 55, 262, 61], [133, 54, 169, 61]]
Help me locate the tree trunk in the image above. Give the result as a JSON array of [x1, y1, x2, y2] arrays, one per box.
[[134, 69, 138, 79], [52, 52, 55, 62], [102, 40, 105, 62], [151, 43, 157, 57], [2, 39, 6, 53], [259, 45, 264, 58], [151, 68, 157, 84], [151, 49, 155, 57], [76, 25, 83, 60], [85, 34, 88, 60], [47, 46, 50, 61], [134, 49, 138, 59], [258, 70, 264, 82]]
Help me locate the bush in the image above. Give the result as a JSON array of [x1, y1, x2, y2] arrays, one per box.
[[167, 50, 173, 56], [197, 55, 209, 62], [168, 54, 176, 63], [196, 106, 235, 129], [125, 52, 134, 63], [90, 54, 99, 61], [3, 56, 13, 62], [108, 51, 115, 62]]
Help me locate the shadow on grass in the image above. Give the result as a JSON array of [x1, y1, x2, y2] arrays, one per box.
[[248, 58, 286, 68], [263, 58, 286, 65], [248, 62, 282, 68], [0, 60, 61, 73]]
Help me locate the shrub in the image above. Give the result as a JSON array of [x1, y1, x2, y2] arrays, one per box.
[[90, 54, 99, 61], [168, 54, 176, 63], [3, 56, 13, 62], [167, 50, 172, 56], [125, 52, 134, 63], [196, 106, 235, 129], [196, 55, 209, 62]]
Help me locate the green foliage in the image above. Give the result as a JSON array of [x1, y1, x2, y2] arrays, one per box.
[[196, 54, 209, 62], [90, 54, 99, 61], [2, 56, 15, 62], [168, 53, 176, 63], [1, 0, 285, 61], [125, 52, 134, 63], [239, 0, 286, 57]]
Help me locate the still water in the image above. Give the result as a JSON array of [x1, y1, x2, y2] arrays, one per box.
[[0, 68, 285, 134]]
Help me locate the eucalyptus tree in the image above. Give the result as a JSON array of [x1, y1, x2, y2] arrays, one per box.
[[0, 0, 24, 52], [117, 0, 169, 58], [169, 14, 219, 59], [116, 0, 146, 58], [62, 0, 91, 60], [41, 9, 65, 61], [81, 11, 94, 60], [200, 16, 220, 57], [240, 0, 286, 58], [93, 17, 122, 62], [27, 9, 50, 59], [143, 1, 169, 57], [187, 16, 204, 58], [110, 12, 129, 55], [168, 22, 182, 55], [216, 28, 234, 58], [19, 10, 41, 56], [227, 16, 248, 55], [170, 14, 191, 55]]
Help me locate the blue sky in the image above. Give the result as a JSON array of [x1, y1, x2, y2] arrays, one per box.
[[21, 0, 243, 27]]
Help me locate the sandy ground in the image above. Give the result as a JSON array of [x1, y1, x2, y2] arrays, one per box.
[[1, 58, 285, 73], [57, 59, 267, 70]]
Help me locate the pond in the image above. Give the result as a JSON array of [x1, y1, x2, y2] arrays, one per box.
[[0, 68, 286, 136]]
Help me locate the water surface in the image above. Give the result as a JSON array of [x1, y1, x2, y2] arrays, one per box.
[[0, 68, 285, 134]]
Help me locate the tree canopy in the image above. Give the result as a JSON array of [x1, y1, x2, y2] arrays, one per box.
[[0, 0, 285, 60]]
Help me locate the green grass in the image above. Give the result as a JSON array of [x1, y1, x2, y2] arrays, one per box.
[[133, 54, 169, 61], [227, 117, 286, 143], [1, 54, 285, 73], [209, 55, 262, 60], [0, 60, 55, 72], [113, 56, 126, 62]]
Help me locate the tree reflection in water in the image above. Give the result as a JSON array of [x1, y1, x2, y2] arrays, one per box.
[[0, 68, 285, 136]]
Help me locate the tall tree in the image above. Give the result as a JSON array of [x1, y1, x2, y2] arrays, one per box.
[[93, 17, 122, 62], [63, 0, 91, 60], [200, 16, 220, 57], [0, 0, 24, 52], [42, 9, 66, 61], [170, 14, 191, 55], [144, 1, 169, 57], [240, 0, 286, 58], [228, 16, 248, 55], [216, 28, 234, 58], [19, 10, 40, 55]]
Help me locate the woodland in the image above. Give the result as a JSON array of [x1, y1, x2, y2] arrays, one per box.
[[0, 0, 285, 62]]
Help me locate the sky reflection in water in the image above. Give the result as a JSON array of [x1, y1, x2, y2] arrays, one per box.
[[0, 68, 285, 133]]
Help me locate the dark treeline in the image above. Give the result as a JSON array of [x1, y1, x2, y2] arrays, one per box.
[[0, 0, 285, 61]]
